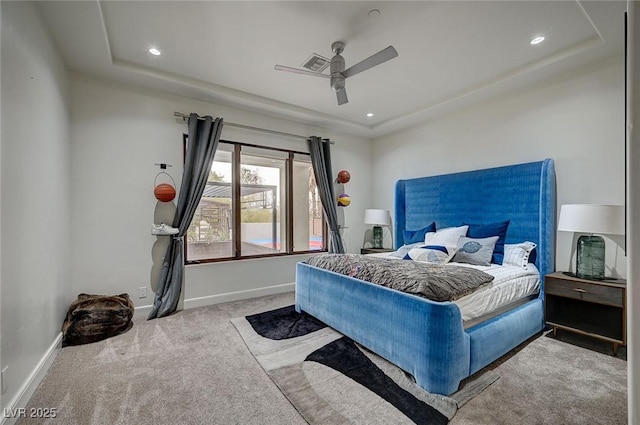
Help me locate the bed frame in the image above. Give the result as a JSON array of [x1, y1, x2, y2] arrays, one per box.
[[295, 159, 556, 395]]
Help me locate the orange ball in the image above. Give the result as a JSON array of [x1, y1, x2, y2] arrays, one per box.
[[154, 183, 176, 202], [337, 170, 351, 184]]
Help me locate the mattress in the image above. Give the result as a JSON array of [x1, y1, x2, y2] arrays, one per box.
[[451, 262, 540, 324], [364, 252, 540, 326]]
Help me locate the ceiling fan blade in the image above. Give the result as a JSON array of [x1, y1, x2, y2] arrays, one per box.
[[336, 87, 348, 105], [274, 65, 330, 79], [342, 46, 398, 79]]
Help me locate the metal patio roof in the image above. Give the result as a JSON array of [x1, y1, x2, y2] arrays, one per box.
[[202, 181, 276, 198]]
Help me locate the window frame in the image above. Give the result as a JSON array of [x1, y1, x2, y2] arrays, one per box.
[[183, 135, 327, 264]]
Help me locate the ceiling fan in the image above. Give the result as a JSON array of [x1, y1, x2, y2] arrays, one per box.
[[274, 41, 398, 105]]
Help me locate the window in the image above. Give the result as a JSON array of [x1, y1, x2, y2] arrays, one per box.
[[185, 138, 325, 263]]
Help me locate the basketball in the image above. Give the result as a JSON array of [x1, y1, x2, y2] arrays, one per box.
[[154, 183, 176, 202], [337, 170, 351, 184], [337, 193, 351, 207]]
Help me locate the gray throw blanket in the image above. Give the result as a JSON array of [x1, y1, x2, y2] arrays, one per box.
[[306, 254, 494, 302]]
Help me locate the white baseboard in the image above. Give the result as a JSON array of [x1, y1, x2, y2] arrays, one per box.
[[1, 333, 62, 425], [133, 282, 295, 320], [184, 282, 295, 310]]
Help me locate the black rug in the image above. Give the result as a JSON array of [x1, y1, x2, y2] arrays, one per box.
[[233, 305, 498, 424]]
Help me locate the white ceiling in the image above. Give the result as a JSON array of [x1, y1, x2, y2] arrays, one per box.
[[37, 1, 626, 138]]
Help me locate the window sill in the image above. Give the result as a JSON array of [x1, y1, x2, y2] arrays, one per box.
[[186, 250, 326, 266]]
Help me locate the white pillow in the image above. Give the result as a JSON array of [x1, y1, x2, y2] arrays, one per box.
[[425, 225, 469, 252], [408, 246, 456, 264], [503, 242, 537, 269]]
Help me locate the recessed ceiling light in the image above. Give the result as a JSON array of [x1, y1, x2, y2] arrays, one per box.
[[149, 48, 162, 56], [366, 113, 374, 117], [530, 36, 545, 45]]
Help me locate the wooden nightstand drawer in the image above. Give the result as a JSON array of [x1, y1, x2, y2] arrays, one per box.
[[546, 278, 624, 307], [545, 272, 627, 355]]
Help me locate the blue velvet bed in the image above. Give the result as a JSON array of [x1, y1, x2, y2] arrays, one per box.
[[295, 159, 556, 395]]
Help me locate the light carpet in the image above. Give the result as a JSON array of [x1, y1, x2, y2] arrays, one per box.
[[450, 331, 627, 425], [232, 305, 498, 425], [14, 292, 627, 424]]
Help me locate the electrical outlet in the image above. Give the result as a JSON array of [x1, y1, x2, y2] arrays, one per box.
[[138, 287, 147, 299], [2, 366, 8, 394]]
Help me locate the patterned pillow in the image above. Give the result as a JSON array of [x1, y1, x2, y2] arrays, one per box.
[[504, 242, 537, 269], [452, 236, 499, 266], [408, 245, 455, 264], [388, 242, 424, 258]]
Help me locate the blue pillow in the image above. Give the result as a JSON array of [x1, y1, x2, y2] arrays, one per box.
[[529, 247, 537, 265], [403, 222, 436, 245], [464, 220, 510, 265]]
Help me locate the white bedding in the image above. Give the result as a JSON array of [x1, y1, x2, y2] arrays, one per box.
[[364, 252, 540, 324], [450, 262, 540, 322]]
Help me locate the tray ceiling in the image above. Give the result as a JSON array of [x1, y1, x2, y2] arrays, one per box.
[[37, 1, 626, 137]]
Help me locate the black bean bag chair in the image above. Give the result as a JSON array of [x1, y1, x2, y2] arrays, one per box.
[[62, 293, 134, 347]]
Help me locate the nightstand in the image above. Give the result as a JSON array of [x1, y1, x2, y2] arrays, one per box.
[[361, 248, 394, 255], [545, 271, 626, 355]]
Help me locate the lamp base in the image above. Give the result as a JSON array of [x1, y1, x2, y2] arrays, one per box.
[[372, 225, 383, 249], [576, 235, 605, 280]]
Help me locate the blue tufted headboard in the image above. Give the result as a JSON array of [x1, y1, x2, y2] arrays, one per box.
[[394, 159, 556, 281]]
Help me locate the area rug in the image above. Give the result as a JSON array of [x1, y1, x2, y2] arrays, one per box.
[[231, 305, 498, 425]]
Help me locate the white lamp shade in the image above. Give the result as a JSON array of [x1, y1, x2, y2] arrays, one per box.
[[364, 209, 390, 226], [557, 204, 625, 235]]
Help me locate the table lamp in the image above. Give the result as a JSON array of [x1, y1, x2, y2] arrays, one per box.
[[364, 209, 390, 249], [557, 204, 624, 280]]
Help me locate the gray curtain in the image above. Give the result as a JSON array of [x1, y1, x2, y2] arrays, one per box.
[[308, 136, 345, 254], [148, 114, 223, 319]]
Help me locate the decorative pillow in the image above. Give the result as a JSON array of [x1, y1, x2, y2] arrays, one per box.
[[451, 236, 499, 266], [408, 245, 455, 264], [388, 242, 424, 258], [464, 220, 510, 265], [403, 222, 437, 245], [504, 242, 537, 269], [425, 225, 469, 252]]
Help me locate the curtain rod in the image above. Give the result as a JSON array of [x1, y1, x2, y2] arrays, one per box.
[[173, 112, 333, 144]]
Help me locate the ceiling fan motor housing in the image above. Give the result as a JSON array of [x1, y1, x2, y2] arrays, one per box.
[[330, 53, 345, 91]]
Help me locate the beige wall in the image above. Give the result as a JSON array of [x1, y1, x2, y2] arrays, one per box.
[[69, 75, 372, 313], [372, 61, 627, 279], [1, 1, 72, 413]]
